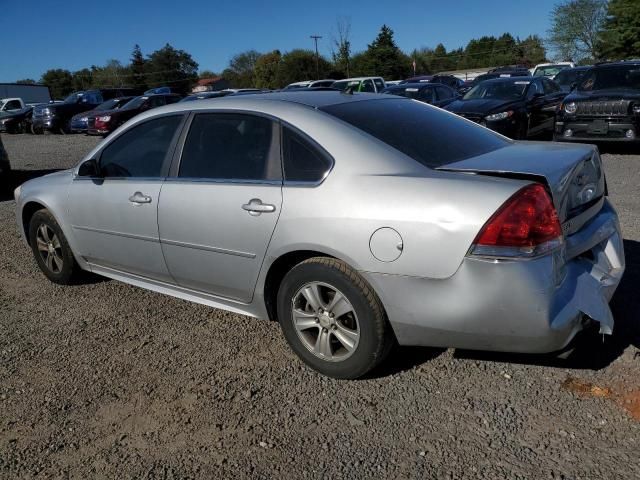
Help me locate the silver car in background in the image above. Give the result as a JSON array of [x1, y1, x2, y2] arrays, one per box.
[[15, 91, 625, 379]]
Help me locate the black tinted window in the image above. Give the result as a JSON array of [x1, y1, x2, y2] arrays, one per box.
[[100, 115, 182, 177], [180, 113, 280, 181], [435, 86, 453, 99], [321, 99, 509, 168], [283, 127, 332, 182]]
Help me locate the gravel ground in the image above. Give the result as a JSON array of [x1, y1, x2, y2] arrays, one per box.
[[0, 133, 639, 479]]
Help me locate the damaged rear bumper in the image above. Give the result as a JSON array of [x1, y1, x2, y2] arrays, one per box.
[[363, 199, 625, 353]]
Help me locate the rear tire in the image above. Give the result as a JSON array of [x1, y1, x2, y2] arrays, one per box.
[[277, 257, 394, 379], [29, 209, 81, 285]]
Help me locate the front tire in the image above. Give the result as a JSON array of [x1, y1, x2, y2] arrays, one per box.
[[29, 210, 81, 285], [277, 257, 394, 379]]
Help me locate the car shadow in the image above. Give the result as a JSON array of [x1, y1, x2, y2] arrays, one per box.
[[597, 143, 639, 155], [452, 239, 640, 371], [0, 169, 63, 202]]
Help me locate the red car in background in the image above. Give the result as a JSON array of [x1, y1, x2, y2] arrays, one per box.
[[87, 93, 181, 136]]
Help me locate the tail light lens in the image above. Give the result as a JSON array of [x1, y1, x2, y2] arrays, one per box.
[[470, 184, 563, 258]]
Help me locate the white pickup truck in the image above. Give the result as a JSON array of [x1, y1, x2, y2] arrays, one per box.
[[0, 98, 27, 113]]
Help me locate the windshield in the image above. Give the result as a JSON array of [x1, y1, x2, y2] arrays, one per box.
[[533, 65, 570, 77], [63, 92, 83, 103], [121, 96, 147, 110], [96, 99, 120, 111], [578, 65, 640, 91], [463, 80, 529, 100], [321, 98, 509, 168], [554, 69, 588, 86]]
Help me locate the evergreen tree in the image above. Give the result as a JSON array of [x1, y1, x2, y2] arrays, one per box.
[[129, 44, 148, 90], [598, 0, 640, 59]]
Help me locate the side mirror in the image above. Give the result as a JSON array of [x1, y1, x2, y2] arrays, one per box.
[[78, 158, 101, 177]]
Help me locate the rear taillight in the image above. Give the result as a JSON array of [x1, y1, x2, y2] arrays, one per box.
[[470, 184, 563, 258]]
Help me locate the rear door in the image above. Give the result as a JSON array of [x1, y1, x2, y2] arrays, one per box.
[[158, 112, 282, 302]]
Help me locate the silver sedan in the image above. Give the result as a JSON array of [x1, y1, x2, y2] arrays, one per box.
[[14, 91, 625, 379]]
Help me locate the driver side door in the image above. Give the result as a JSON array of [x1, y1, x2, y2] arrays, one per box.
[[68, 114, 185, 282]]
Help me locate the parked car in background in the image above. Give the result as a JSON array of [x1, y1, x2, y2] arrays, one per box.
[[331, 77, 386, 93], [180, 89, 266, 102], [0, 134, 9, 189], [553, 66, 591, 93], [87, 93, 181, 136], [0, 98, 27, 113], [384, 80, 403, 86], [70, 97, 134, 133], [531, 62, 575, 78], [430, 74, 465, 90], [445, 76, 565, 139], [382, 82, 458, 107], [400, 75, 433, 84], [32, 88, 140, 134], [0, 106, 34, 133], [555, 60, 640, 143], [15, 91, 624, 379], [284, 80, 336, 89]]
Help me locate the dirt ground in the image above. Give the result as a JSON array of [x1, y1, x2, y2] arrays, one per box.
[[0, 133, 639, 479]]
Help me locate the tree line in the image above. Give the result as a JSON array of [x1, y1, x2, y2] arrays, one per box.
[[16, 0, 639, 99]]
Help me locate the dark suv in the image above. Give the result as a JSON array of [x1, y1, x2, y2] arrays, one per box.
[[32, 88, 140, 134], [555, 61, 640, 143]]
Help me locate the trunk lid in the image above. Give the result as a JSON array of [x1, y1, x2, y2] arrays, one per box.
[[437, 141, 605, 236]]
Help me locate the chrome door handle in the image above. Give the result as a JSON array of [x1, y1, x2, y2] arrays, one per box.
[[129, 191, 152, 204], [242, 198, 276, 216]]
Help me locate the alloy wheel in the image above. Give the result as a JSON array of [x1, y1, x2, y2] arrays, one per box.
[[36, 224, 64, 273], [291, 281, 360, 362]]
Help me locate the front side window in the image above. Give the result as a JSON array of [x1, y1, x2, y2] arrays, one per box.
[[418, 87, 434, 102], [435, 86, 453, 100], [179, 113, 280, 181], [282, 126, 332, 182], [99, 115, 182, 177]]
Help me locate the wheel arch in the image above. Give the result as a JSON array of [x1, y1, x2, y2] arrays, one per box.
[[21, 200, 48, 243], [262, 248, 386, 324]]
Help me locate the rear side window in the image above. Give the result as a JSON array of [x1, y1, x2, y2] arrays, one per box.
[[179, 113, 280, 181], [321, 99, 509, 168], [100, 115, 182, 177], [374, 78, 385, 91], [362, 80, 375, 92], [282, 126, 332, 182]]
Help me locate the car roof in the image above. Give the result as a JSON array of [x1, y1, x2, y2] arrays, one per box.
[[333, 77, 383, 82], [148, 91, 392, 114], [385, 82, 434, 90], [480, 76, 537, 83]]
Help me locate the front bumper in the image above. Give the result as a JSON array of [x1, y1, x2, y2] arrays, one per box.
[[32, 115, 58, 132], [363, 200, 625, 353], [555, 117, 639, 142]]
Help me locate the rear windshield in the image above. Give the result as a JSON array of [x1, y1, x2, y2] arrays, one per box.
[[321, 98, 509, 168]]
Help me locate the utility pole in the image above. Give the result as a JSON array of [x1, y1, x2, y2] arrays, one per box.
[[310, 35, 322, 80]]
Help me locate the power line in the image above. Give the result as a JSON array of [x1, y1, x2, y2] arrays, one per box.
[[310, 35, 323, 80]]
